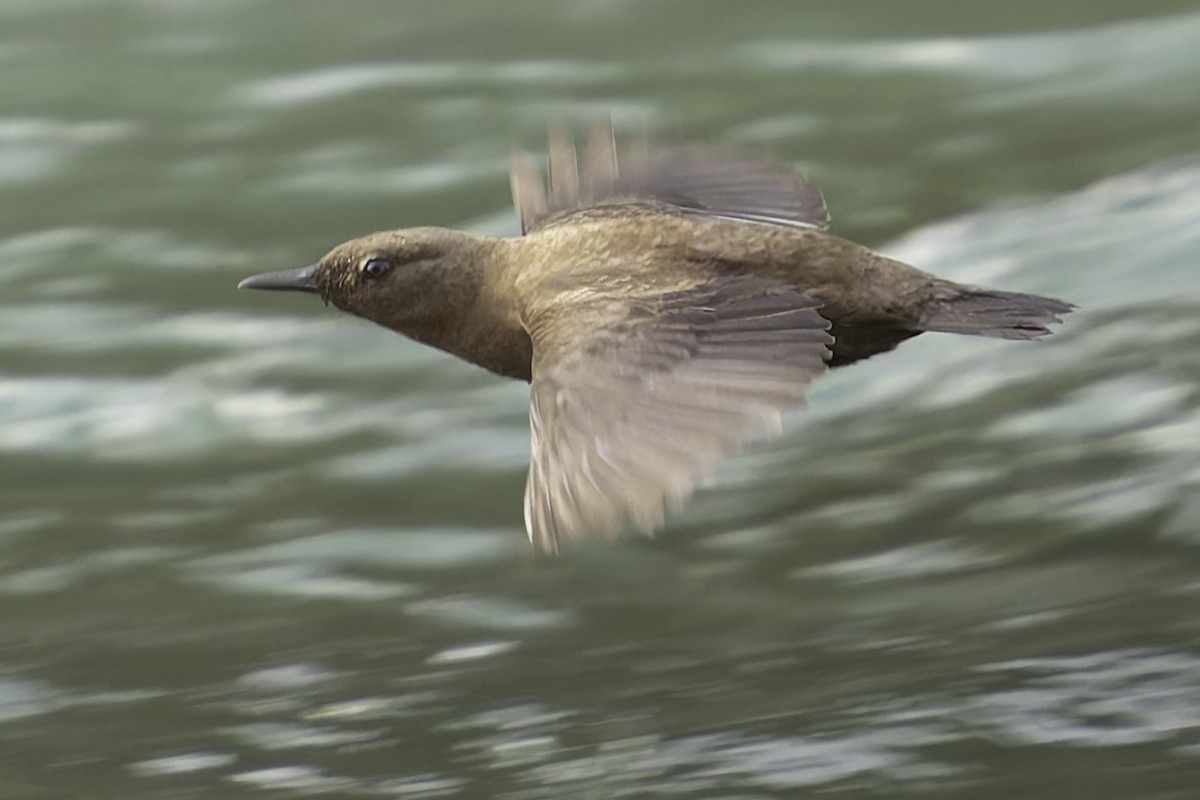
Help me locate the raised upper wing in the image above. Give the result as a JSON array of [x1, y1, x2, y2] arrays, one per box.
[[524, 276, 833, 554], [510, 122, 830, 235]]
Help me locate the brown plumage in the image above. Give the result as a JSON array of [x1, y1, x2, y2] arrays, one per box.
[[239, 122, 1073, 554]]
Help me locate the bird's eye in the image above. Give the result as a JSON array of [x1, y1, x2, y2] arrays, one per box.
[[359, 257, 392, 279]]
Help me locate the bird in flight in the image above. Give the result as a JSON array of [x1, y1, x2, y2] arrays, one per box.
[[239, 122, 1073, 554]]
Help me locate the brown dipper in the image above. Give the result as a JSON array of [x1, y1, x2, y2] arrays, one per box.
[[239, 123, 1073, 554]]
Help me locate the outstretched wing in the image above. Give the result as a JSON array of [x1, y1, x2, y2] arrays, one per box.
[[524, 276, 833, 554], [511, 122, 830, 235]]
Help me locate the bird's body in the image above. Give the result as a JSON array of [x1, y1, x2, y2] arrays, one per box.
[[513, 209, 935, 370], [240, 123, 1073, 553]]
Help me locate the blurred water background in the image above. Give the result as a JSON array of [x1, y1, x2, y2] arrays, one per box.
[[2, 1, 1200, 797]]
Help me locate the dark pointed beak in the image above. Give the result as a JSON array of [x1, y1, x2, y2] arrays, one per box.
[[237, 264, 320, 293]]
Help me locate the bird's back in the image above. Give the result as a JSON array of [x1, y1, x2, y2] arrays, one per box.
[[513, 206, 936, 366]]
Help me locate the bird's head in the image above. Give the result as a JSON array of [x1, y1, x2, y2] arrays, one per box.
[[239, 228, 488, 337]]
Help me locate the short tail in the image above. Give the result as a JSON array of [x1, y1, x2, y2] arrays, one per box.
[[919, 282, 1075, 340]]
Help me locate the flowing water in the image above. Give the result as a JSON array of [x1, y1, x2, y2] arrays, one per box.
[[2, 1, 1200, 797]]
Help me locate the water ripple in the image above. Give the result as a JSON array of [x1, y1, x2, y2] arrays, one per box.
[[0, 117, 134, 182]]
